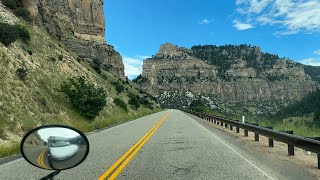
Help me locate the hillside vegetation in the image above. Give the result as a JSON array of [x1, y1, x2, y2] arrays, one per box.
[[0, 2, 160, 157]]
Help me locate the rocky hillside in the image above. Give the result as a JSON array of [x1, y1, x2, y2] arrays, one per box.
[[138, 43, 318, 115], [19, 0, 125, 79], [0, 1, 158, 154]]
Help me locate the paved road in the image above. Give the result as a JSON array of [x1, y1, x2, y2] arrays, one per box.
[[0, 110, 316, 180]]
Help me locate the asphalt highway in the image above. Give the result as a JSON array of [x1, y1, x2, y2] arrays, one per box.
[[0, 110, 316, 180]]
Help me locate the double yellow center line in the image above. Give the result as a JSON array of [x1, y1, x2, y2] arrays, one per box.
[[99, 112, 170, 180], [37, 147, 50, 169]]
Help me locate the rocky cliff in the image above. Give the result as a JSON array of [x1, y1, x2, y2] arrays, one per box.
[[18, 0, 125, 79], [139, 43, 318, 115]]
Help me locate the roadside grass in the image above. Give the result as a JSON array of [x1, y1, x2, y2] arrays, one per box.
[[245, 119, 320, 137], [0, 142, 20, 158], [196, 109, 320, 137], [0, 107, 162, 158]]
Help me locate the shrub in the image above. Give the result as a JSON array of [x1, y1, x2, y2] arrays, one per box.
[[60, 76, 107, 120], [91, 58, 102, 74], [0, 128, 7, 140], [13, 7, 32, 22], [49, 57, 56, 62], [128, 94, 140, 110], [26, 49, 32, 55], [0, 23, 19, 46], [112, 81, 124, 93], [16, 67, 28, 80], [0, 23, 30, 46], [114, 98, 128, 112], [1, 0, 17, 9], [15, 25, 30, 42], [58, 54, 63, 61]]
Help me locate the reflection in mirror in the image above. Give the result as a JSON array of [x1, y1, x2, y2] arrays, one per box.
[[21, 126, 89, 170]]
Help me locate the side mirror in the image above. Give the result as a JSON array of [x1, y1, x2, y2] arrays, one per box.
[[20, 124, 89, 171]]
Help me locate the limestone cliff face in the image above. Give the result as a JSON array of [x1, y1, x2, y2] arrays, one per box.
[[19, 0, 125, 80], [140, 43, 318, 115]]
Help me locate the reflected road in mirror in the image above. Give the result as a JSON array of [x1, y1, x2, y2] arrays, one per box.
[[22, 127, 89, 170]]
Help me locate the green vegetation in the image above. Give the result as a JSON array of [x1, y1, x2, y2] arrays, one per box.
[[91, 58, 102, 74], [1, 0, 32, 22], [275, 90, 320, 124], [191, 44, 281, 79], [190, 100, 207, 112], [0, 23, 30, 46], [58, 54, 63, 61], [16, 67, 28, 80], [133, 74, 149, 83], [1, 0, 17, 9], [0, 142, 20, 158], [129, 93, 141, 110], [112, 81, 125, 93], [114, 98, 128, 112], [59, 76, 107, 120], [13, 7, 32, 22], [303, 65, 320, 84]]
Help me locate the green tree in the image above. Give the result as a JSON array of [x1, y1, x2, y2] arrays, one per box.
[[13, 7, 32, 22], [1, 0, 17, 9], [114, 98, 128, 112], [128, 93, 140, 109], [60, 76, 107, 120]]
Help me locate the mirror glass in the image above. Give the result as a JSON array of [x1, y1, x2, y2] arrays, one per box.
[[21, 125, 89, 170]]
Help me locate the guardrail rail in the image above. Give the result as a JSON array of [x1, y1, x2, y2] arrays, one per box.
[[184, 110, 320, 169]]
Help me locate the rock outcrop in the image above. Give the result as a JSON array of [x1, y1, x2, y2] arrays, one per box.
[[19, 0, 125, 80], [139, 43, 318, 115]]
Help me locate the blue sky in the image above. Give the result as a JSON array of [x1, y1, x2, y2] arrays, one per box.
[[104, 0, 320, 79]]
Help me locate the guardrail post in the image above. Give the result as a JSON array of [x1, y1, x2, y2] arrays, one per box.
[[287, 131, 294, 156], [224, 123, 228, 128], [221, 122, 223, 127], [266, 126, 274, 147], [252, 124, 259, 141], [214, 119, 216, 124], [235, 120, 240, 133], [244, 129, 248, 137], [230, 124, 233, 130], [318, 153, 320, 169]]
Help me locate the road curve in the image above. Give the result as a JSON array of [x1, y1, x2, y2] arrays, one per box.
[[0, 110, 316, 180]]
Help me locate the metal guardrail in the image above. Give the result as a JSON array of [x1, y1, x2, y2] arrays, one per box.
[[185, 110, 320, 169]]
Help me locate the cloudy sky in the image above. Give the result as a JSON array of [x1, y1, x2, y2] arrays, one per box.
[[104, 0, 320, 79]]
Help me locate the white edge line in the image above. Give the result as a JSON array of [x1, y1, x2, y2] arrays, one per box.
[[186, 113, 275, 180], [0, 158, 23, 167]]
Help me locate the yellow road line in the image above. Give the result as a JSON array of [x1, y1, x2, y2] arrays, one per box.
[[37, 147, 50, 169], [98, 113, 170, 180]]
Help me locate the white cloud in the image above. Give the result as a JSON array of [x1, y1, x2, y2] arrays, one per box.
[[299, 58, 320, 66], [314, 49, 320, 55], [123, 56, 147, 79], [136, 55, 151, 59], [235, 0, 320, 35], [233, 20, 254, 30], [199, 18, 213, 25]]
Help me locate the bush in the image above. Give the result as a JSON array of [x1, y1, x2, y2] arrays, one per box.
[[91, 58, 102, 74], [112, 81, 124, 93], [13, 7, 32, 22], [15, 25, 30, 42], [114, 98, 128, 112], [60, 76, 107, 120], [0, 23, 30, 46], [1, 0, 17, 9], [128, 94, 140, 110], [0, 128, 7, 140], [16, 67, 28, 80], [58, 54, 63, 61], [26, 49, 32, 55], [0, 23, 19, 46]]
